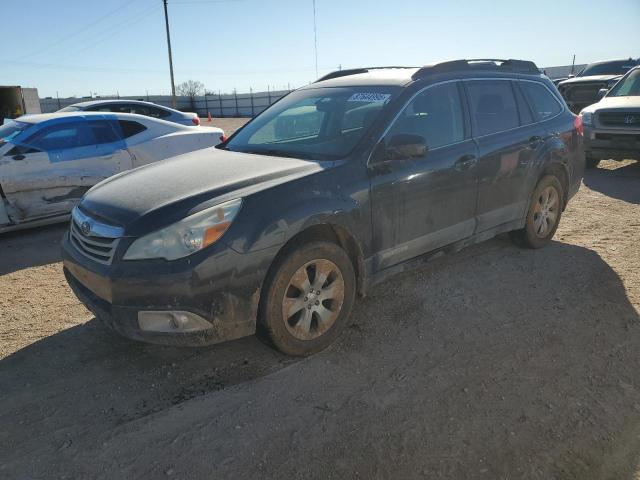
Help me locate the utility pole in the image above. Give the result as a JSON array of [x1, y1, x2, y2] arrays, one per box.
[[312, 0, 318, 79], [163, 0, 177, 107], [570, 54, 576, 75]]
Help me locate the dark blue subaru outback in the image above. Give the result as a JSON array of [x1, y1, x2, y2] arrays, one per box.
[[63, 59, 584, 356]]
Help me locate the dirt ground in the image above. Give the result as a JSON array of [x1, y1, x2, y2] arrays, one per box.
[[1, 123, 639, 478]]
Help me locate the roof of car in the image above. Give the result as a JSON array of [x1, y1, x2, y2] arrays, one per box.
[[307, 59, 542, 88], [15, 111, 187, 127], [68, 99, 174, 110], [303, 67, 421, 88], [586, 58, 639, 66]]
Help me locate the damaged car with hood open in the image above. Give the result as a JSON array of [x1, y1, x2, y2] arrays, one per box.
[[0, 112, 224, 232]]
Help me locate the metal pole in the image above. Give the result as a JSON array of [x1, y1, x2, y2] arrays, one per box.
[[312, 0, 318, 78], [250, 87, 254, 117], [234, 89, 239, 117], [204, 92, 209, 117], [163, 0, 177, 107], [56, 91, 61, 110], [218, 90, 223, 117], [267, 85, 271, 105], [570, 54, 576, 75]]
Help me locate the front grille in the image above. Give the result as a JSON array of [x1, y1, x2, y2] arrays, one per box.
[[560, 82, 606, 103], [598, 112, 640, 127], [594, 133, 640, 143], [69, 208, 123, 265]]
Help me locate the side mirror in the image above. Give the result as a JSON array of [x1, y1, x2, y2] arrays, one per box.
[[597, 88, 609, 100], [385, 134, 427, 160]]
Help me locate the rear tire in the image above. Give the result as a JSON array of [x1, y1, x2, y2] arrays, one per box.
[[510, 175, 564, 249], [585, 156, 601, 169], [258, 241, 356, 356]]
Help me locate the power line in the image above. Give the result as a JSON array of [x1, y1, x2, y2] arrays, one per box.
[[3, 58, 332, 76], [51, 2, 161, 65], [170, 0, 246, 4], [11, 0, 145, 62]]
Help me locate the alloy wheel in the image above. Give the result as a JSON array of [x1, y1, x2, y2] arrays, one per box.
[[533, 186, 559, 238], [281, 259, 345, 341]]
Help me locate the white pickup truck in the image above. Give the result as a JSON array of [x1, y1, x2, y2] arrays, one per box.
[[1, 86, 41, 124]]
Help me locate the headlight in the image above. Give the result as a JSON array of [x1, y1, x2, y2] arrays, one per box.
[[580, 111, 593, 126], [123, 198, 242, 260]]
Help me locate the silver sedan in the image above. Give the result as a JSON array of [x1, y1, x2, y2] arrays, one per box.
[[59, 99, 202, 126]]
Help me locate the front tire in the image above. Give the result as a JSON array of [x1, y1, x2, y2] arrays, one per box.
[[259, 241, 356, 356], [510, 175, 563, 249]]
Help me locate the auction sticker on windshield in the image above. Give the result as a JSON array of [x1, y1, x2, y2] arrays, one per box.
[[347, 93, 391, 103]]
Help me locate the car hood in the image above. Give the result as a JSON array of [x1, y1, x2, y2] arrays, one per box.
[[558, 74, 621, 86], [583, 95, 640, 113], [80, 147, 326, 234]]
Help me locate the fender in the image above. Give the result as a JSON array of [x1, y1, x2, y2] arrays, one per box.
[[228, 192, 364, 254], [520, 134, 571, 220]]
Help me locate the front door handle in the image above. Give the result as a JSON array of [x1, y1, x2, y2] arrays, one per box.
[[12, 154, 25, 161], [454, 154, 477, 171]]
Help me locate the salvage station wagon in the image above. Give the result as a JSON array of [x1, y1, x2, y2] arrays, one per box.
[[63, 59, 584, 356]]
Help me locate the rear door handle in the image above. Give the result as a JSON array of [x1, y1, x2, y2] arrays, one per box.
[[454, 154, 477, 171], [12, 154, 25, 161]]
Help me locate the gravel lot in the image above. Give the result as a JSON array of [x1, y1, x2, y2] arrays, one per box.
[[1, 120, 639, 479]]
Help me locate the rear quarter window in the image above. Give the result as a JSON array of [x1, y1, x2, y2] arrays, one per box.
[[520, 82, 562, 121], [117, 120, 147, 138]]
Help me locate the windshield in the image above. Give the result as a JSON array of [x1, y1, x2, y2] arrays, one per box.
[[58, 106, 82, 112], [0, 120, 29, 145], [608, 68, 640, 97], [579, 61, 637, 77], [224, 86, 399, 160]]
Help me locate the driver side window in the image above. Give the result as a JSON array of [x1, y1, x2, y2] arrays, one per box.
[[388, 82, 465, 150]]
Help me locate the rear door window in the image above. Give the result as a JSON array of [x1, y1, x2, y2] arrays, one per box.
[[86, 104, 122, 113], [519, 82, 562, 121], [513, 83, 535, 125], [465, 81, 520, 136], [147, 106, 171, 118], [87, 120, 121, 144]]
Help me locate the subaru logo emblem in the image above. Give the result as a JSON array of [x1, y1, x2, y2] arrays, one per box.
[[625, 115, 635, 124], [80, 221, 91, 236]]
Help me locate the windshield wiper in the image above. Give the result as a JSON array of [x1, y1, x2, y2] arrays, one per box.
[[241, 149, 314, 160]]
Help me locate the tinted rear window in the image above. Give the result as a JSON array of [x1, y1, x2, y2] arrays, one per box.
[[580, 61, 637, 77], [519, 82, 562, 121], [466, 81, 519, 136], [117, 120, 146, 138]]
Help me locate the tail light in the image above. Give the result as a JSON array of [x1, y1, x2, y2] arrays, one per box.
[[192, 116, 200, 126], [573, 115, 583, 136]]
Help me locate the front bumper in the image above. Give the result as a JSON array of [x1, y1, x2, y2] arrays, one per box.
[[584, 126, 640, 161], [62, 231, 277, 346]]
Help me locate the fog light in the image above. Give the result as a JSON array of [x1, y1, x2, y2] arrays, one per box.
[[138, 311, 213, 333]]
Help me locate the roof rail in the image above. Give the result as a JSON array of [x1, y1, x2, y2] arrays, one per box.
[[412, 59, 540, 79], [315, 66, 417, 83]]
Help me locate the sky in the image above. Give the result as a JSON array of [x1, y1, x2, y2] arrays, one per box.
[[3, 0, 640, 98]]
